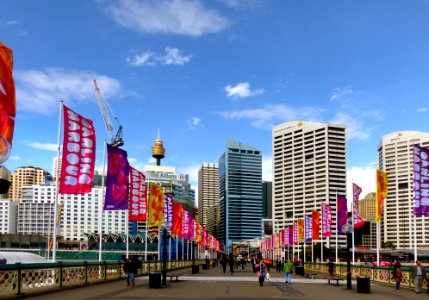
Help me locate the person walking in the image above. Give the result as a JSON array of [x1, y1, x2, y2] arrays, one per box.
[[257, 259, 267, 286], [123, 258, 136, 287], [283, 259, 294, 284], [221, 254, 227, 273], [412, 260, 427, 293], [228, 254, 235, 275], [395, 262, 402, 294]]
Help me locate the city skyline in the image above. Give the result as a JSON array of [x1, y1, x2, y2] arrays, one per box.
[[2, 1, 429, 204]]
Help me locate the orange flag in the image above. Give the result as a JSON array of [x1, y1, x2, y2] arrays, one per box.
[[148, 183, 164, 227], [0, 42, 16, 164], [376, 169, 388, 223], [298, 218, 305, 243]]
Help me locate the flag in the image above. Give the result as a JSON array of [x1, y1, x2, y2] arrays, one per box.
[[288, 226, 293, 246], [322, 203, 332, 237], [59, 105, 96, 194], [376, 169, 388, 223], [298, 219, 304, 243], [163, 193, 173, 230], [336, 194, 348, 234], [148, 182, 165, 227], [293, 222, 298, 245], [104, 144, 130, 210], [312, 210, 320, 240], [128, 167, 147, 221], [352, 183, 365, 228], [171, 202, 183, 235], [413, 145, 429, 216], [305, 214, 312, 243], [0, 42, 16, 164]]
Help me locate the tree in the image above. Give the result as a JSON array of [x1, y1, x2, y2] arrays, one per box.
[[381, 241, 396, 249]]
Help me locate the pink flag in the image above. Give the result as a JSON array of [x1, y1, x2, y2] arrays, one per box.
[[129, 167, 147, 221], [59, 105, 96, 194], [322, 203, 332, 237], [353, 183, 365, 228]]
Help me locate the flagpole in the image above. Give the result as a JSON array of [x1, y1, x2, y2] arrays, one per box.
[[99, 140, 107, 262], [52, 100, 64, 262], [126, 213, 129, 259], [321, 203, 324, 263], [144, 181, 149, 261], [335, 192, 338, 263], [414, 217, 418, 261]]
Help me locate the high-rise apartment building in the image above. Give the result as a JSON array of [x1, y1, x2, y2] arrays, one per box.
[[0, 200, 17, 234], [272, 121, 347, 250], [198, 163, 219, 229], [53, 156, 62, 181], [219, 139, 262, 252], [10, 166, 50, 201], [358, 192, 376, 221], [378, 131, 429, 249]]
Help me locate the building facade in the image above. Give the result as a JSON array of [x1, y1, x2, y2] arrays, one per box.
[[272, 121, 347, 250], [0, 200, 17, 234], [197, 163, 219, 229], [378, 131, 429, 249], [10, 166, 50, 201], [218, 139, 262, 252], [358, 192, 376, 221]]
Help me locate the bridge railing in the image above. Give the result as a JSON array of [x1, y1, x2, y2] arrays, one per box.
[[0, 259, 204, 297], [304, 262, 418, 289]]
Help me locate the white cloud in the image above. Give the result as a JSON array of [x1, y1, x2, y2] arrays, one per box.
[[4, 20, 27, 36], [220, 0, 262, 10], [217, 104, 324, 129], [127, 47, 192, 66], [9, 155, 22, 161], [187, 116, 202, 130], [106, 0, 230, 37], [330, 112, 371, 141], [15, 68, 122, 115], [262, 155, 272, 182], [225, 82, 264, 99], [126, 51, 155, 66], [26, 142, 57, 151], [330, 86, 353, 101], [417, 107, 427, 113], [346, 165, 376, 210]]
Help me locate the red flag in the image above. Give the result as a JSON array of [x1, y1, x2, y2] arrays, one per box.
[[128, 167, 147, 221], [59, 105, 96, 194], [312, 210, 320, 240], [171, 202, 183, 235], [0, 42, 16, 164]]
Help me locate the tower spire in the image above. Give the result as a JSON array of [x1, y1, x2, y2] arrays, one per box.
[[151, 129, 165, 166]]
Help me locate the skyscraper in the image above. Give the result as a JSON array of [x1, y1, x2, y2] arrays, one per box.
[[378, 131, 429, 249], [272, 121, 347, 250], [218, 139, 262, 252], [10, 166, 50, 201], [198, 163, 219, 229]]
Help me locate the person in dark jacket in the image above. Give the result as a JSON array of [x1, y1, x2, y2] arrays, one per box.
[[123, 258, 139, 287]]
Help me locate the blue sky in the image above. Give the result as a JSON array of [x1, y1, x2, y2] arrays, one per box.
[[2, 0, 429, 203]]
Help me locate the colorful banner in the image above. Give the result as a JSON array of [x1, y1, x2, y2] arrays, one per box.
[[413, 145, 429, 216], [312, 210, 320, 240], [322, 203, 332, 237], [293, 222, 298, 245], [171, 202, 183, 235], [305, 214, 312, 243], [376, 169, 388, 223], [128, 167, 147, 221], [298, 218, 304, 243], [59, 105, 96, 194], [0, 42, 16, 164], [104, 144, 130, 210], [352, 183, 365, 228], [337, 194, 348, 234], [288, 226, 293, 246], [163, 193, 173, 230], [148, 182, 165, 227], [284, 227, 289, 246]]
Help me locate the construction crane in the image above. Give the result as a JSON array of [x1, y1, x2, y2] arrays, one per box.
[[93, 80, 124, 148]]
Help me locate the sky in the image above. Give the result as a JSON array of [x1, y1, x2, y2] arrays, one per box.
[[2, 0, 429, 205]]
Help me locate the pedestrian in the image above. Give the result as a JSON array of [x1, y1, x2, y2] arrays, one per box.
[[391, 261, 400, 280], [395, 262, 402, 294], [221, 254, 227, 273], [123, 258, 136, 287], [257, 259, 267, 286], [412, 260, 427, 293], [283, 259, 294, 284], [276, 256, 281, 272], [251, 256, 257, 272], [228, 254, 235, 275], [327, 259, 335, 276]]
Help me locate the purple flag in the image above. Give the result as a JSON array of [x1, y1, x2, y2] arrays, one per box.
[[337, 194, 348, 234], [104, 144, 130, 210], [305, 214, 312, 243], [413, 145, 429, 216]]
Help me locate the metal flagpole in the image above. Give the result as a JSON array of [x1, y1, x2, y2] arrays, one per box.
[[126, 213, 129, 259], [176, 236, 179, 260], [99, 140, 107, 262], [157, 227, 161, 260], [414, 217, 418, 261], [144, 181, 149, 261], [376, 222, 380, 265], [321, 203, 324, 263], [335, 192, 338, 263], [52, 100, 64, 262], [169, 235, 171, 261]]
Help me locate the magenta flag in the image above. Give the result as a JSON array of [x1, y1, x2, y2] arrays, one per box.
[[413, 145, 429, 216], [337, 194, 348, 234], [353, 183, 365, 228], [305, 215, 312, 243], [129, 167, 147, 221], [322, 203, 332, 237], [59, 105, 96, 194], [104, 144, 130, 210]]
